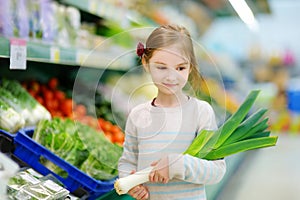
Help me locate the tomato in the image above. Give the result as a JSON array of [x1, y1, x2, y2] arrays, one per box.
[[103, 121, 113, 132], [45, 100, 55, 111], [98, 118, 111, 132], [111, 125, 121, 134], [40, 85, 48, 95], [98, 118, 105, 128], [52, 111, 63, 118], [28, 90, 37, 98], [52, 99, 59, 110], [113, 131, 125, 143], [31, 81, 40, 92], [105, 133, 113, 142], [43, 89, 54, 101], [48, 78, 58, 90], [86, 116, 98, 129], [54, 90, 66, 102], [75, 104, 87, 117], [77, 115, 89, 125], [60, 98, 74, 116]]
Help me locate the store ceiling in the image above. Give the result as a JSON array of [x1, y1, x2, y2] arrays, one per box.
[[198, 0, 271, 17]]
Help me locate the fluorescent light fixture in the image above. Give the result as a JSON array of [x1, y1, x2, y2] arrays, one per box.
[[229, 0, 259, 32]]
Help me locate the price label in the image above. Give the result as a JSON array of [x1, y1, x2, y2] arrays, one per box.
[[76, 50, 88, 65], [89, 0, 98, 14], [9, 38, 27, 70], [50, 47, 60, 63]]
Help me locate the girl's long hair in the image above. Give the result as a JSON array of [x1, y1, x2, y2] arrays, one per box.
[[141, 24, 208, 97]]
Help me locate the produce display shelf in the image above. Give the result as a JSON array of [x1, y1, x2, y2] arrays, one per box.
[[61, 0, 156, 26], [0, 36, 131, 70], [1, 127, 248, 200], [13, 127, 116, 200], [0, 36, 77, 65]]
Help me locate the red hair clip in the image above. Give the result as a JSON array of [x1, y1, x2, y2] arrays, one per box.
[[136, 42, 145, 57]]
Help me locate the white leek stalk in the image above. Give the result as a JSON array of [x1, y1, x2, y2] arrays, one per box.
[[31, 104, 51, 125], [0, 108, 25, 133], [114, 166, 153, 195]]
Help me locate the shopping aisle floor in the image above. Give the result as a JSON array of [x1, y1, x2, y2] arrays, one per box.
[[216, 134, 300, 200]]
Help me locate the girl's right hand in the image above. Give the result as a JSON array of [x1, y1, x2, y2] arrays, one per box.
[[127, 170, 149, 200]]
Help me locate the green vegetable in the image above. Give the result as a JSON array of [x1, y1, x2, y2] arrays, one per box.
[[0, 88, 32, 124], [77, 121, 122, 180], [232, 118, 269, 142], [80, 152, 119, 180], [183, 90, 278, 160], [183, 130, 214, 157], [1, 79, 51, 125], [213, 90, 261, 149], [222, 108, 268, 145], [114, 90, 278, 195], [33, 117, 122, 180], [0, 98, 25, 133], [203, 136, 278, 160]]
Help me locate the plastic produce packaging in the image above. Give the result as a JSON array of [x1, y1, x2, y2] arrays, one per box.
[[0, 153, 19, 199], [7, 168, 70, 200]]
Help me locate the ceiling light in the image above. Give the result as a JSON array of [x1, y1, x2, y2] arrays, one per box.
[[229, 0, 259, 32]]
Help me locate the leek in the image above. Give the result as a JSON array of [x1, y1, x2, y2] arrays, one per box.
[[115, 167, 153, 195], [1, 79, 51, 125], [114, 90, 278, 195], [0, 98, 25, 133], [0, 88, 32, 125]]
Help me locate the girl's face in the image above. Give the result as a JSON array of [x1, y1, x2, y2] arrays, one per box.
[[144, 45, 190, 96]]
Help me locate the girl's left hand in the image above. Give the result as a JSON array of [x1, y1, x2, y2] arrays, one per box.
[[149, 157, 169, 183]]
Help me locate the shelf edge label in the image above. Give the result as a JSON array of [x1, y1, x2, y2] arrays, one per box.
[[9, 38, 27, 70], [76, 50, 89, 66], [50, 47, 60, 63], [89, 0, 98, 14]]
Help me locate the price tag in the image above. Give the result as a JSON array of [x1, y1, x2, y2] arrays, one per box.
[[89, 0, 97, 14], [76, 50, 88, 65], [9, 38, 27, 70], [50, 47, 60, 63]]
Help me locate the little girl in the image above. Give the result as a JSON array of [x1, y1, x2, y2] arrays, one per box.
[[118, 24, 226, 200]]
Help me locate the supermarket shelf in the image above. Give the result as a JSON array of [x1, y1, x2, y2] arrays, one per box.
[[60, 0, 155, 27], [0, 36, 75, 65], [0, 36, 132, 70]]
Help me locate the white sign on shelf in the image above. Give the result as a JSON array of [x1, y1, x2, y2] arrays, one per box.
[[89, 0, 98, 14], [50, 47, 60, 63], [9, 38, 27, 70], [76, 50, 89, 66]]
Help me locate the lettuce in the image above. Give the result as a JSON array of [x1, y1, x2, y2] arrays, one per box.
[[33, 117, 122, 180]]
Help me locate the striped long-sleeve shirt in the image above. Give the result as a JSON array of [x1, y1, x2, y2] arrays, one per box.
[[118, 97, 226, 200]]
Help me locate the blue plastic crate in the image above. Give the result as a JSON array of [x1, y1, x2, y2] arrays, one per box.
[[13, 127, 116, 200], [0, 129, 16, 153]]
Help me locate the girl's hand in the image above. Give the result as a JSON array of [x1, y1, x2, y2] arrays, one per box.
[[128, 170, 149, 200], [149, 157, 169, 184], [128, 184, 149, 200]]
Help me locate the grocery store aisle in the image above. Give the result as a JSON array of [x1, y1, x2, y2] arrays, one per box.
[[216, 134, 300, 200]]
